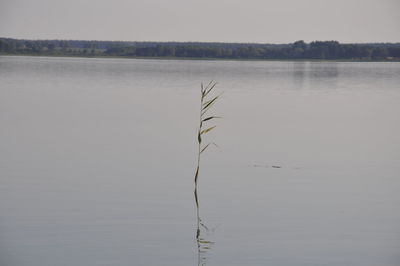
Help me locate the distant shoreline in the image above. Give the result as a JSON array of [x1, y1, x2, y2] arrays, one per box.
[[1, 53, 399, 63], [1, 38, 400, 62]]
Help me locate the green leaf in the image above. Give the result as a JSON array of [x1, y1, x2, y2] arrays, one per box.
[[202, 92, 223, 116], [202, 95, 219, 108], [203, 82, 217, 98], [202, 116, 221, 122], [200, 143, 210, 154], [202, 97, 219, 114], [199, 240, 213, 244], [200, 126, 216, 135]]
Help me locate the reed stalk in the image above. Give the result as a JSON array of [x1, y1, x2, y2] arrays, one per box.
[[193, 81, 220, 266], [194, 81, 220, 191]]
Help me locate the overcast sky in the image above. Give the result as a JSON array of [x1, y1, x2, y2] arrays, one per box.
[[0, 0, 399, 43]]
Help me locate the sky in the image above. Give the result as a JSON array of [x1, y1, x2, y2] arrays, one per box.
[[0, 0, 399, 43]]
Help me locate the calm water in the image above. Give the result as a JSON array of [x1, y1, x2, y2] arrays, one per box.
[[0, 56, 399, 266]]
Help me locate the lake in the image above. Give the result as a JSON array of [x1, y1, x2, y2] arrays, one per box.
[[0, 56, 399, 266]]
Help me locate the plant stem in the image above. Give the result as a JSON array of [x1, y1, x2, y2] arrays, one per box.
[[195, 85, 204, 189]]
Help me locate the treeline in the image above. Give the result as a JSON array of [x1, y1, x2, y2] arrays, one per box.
[[1, 38, 400, 60]]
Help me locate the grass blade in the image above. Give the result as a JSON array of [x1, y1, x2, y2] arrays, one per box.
[[202, 116, 221, 122], [203, 82, 217, 98], [200, 126, 216, 135], [200, 143, 210, 154], [202, 95, 219, 110]]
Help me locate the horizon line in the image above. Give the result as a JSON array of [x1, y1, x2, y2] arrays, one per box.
[[1, 36, 400, 45]]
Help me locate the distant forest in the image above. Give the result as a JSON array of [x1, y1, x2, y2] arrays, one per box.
[[1, 37, 400, 60]]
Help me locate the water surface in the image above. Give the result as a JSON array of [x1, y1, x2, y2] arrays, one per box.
[[1, 56, 399, 266]]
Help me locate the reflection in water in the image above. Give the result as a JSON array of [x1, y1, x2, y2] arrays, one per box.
[[292, 61, 307, 88], [290, 61, 339, 89], [194, 188, 214, 266]]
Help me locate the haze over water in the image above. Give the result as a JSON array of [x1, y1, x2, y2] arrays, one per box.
[[0, 56, 399, 266]]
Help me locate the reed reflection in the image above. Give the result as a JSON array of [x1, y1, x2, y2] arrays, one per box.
[[194, 188, 214, 266]]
